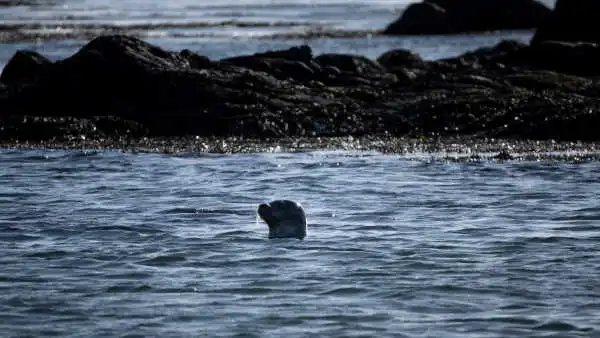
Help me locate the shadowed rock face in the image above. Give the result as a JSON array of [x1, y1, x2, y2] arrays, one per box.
[[384, 0, 551, 35], [2, 34, 600, 142], [532, 0, 600, 45]]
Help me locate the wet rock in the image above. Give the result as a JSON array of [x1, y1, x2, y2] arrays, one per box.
[[217, 45, 317, 83], [223, 45, 313, 63], [377, 49, 426, 70], [222, 56, 316, 82], [0, 115, 147, 141], [446, 40, 527, 67], [314, 53, 398, 86], [384, 0, 551, 35], [497, 40, 600, 76], [62, 34, 191, 73], [180, 49, 212, 70], [315, 53, 384, 76], [532, 0, 600, 45], [493, 149, 513, 160], [1, 34, 600, 142], [383, 2, 448, 35], [0, 50, 52, 87]]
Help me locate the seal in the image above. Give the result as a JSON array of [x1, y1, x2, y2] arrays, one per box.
[[257, 200, 307, 239]]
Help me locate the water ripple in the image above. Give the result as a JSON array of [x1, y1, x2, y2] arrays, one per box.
[[0, 149, 599, 337]]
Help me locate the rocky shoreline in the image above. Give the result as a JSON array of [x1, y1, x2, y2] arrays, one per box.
[[2, 32, 600, 145], [3, 135, 600, 162], [0, 0, 599, 151]]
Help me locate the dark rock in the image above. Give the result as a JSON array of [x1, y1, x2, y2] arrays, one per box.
[[383, 2, 448, 35], [497, 41, 600, 76], [435, 39, 600, 77], [180, 49, 212, 70], [312, 54, 398, 87], [532, 0, 600, 45], [0, 50, 52, 87], [384, 0, 551, 35], [0, 115, 147, 141], [2, 34, 600, 142], [504, 70, 591, 93], [222, 45, 313, 64], [315, 53, 384, 75], [377, 49, 426, 70], [448, 40, 527, 66], [219, 45, 316, 82], [493, 150, 513, 160], [62, 34, 190, 73], [1, 35, 194, 117], [222, 56, 315, 82]]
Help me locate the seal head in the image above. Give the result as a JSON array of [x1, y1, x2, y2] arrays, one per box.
[[257, 200, 307, 239]]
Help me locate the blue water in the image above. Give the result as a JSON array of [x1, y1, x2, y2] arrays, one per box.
[[0, 149, 599, 337]]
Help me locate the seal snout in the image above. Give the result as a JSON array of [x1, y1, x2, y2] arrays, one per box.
[[257, 203, 273, 223]]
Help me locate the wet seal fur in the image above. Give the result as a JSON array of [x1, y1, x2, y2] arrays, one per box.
[[257, 200, 307, 239]]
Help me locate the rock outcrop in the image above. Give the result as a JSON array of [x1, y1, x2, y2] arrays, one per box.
[[384, 0, 551, 35], [531, 0, 600, 45], [2, 34, 600, 142]]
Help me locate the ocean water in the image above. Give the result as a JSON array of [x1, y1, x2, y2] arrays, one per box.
[[0, 0, 556, 69], [0, 148, 599, 337], [3, 1, 597, 336]]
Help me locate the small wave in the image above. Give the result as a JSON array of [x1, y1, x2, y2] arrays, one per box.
[[15, 154, 54, 162], [522, 236, 581, 244], [46, 166, 86, 174], [87, 225, 166, 236], [551, 225, 600, 233], [89, 225, 143, 232], [228, 287, 278, 295], [0, 234, 40, 242], [65, 150, 102, 159], [27, 250, 69, 259], [138, 254, 186, 266], [552, 214, 600, 221], [213, 230, 255, 238], [0, 20, 316, 40], [237, 256, 299, 264], [301, 162, 345, 169], [534, 321, 592, 332], [106, 284, 152, 293], [264, 29, 379, 40], [0, 23, 380, 43], [159, 207, 248, 216], [0, 191, 43, 199], [453, 316, 538, 326], [318, 286, 367, 296], [23, 306, 60, 315], [344, 269, 390, 279], [0, 20, 315, 31], [160, 207, 201, 214]]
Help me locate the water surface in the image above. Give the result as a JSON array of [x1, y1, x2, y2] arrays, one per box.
[[0, 149, 598, 337]]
